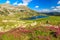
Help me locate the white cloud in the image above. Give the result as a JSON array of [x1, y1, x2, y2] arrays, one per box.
[[35, 6, 39, 8], [39, 9, 60, 12], [18, 0, 32, 6], [53, 8, 57, 11], [52, 8, 60, 12], [22, 0, 32, 3], [56, 6, 60, 9], [39, 9, 50, 12], [13, 2, 17, 5], [6, 0, 10, 4], [57, 1, 60, 4], [18, 3, 23, 5], [39, 6, 60, 12], [18, 3, 28, 6], [52, 6, 60, 12]]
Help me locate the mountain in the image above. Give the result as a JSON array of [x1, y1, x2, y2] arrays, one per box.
[[0, 3, 41, 18], [41, 12, 60, 16]]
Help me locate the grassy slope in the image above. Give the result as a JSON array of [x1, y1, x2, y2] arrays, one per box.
[[0, 15, 60, 31], [0, 4, 60, 40], [36, 16, 60, 25], [0, 16, 60, 40]]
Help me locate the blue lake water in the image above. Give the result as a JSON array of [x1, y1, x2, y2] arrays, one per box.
[[28, 16, 48, 20], [21, 16, 48, 20]]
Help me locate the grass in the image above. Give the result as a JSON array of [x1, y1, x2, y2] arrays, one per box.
[[36, 16, 60, 25], [0, 15, 60, 31], [0, 25, 60, 40], [0, 14, 60, 40], [0, 4, 60, 40]]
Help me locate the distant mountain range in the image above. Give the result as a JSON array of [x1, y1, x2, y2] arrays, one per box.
[[42, 12, 60, 16]]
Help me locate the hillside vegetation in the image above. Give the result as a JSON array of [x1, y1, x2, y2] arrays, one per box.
[[0, 4, 60, 40]]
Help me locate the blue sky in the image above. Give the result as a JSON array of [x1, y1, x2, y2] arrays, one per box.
[[0, 0, 60, 12]]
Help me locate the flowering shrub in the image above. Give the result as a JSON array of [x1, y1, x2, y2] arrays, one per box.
[[0, 25, 60, 40]]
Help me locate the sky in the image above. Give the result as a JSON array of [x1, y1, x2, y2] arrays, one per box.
[[0, 0, 60, 12]]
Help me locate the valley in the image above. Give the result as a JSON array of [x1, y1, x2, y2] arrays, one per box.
[[0, 4, 60, 40]]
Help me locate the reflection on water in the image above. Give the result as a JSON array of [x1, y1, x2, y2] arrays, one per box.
[[20, 15, 48, 20]]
